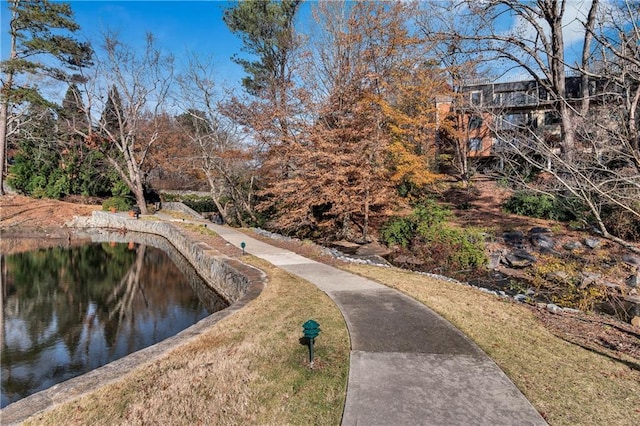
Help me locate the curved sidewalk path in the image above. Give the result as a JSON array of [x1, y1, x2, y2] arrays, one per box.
[[209, 224, 547, 425]]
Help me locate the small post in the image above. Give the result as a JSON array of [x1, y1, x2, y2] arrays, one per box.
[[241, 241, 246, 255], [302, 319, 321, 368]]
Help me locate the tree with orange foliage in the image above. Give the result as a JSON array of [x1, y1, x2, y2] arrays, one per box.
[[141, 113, 204, 191], [377, 62, 448, 197], [258, 1, 445, 241]]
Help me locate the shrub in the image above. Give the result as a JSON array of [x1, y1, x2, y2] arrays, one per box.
[[381, 198, 449, 248], [27, 175, 48, 198], [161, 194, 217, 213], [529, 257, 609, 311], [502, 191, 578, 221], [111, 179, 131, 198], [381, 199, 487, 271], [45, 169, 70, 199], [102, 196, 133, 212], [413, 198, 451, 227], [417, 225, 487, 271], [380, 217, 415, 248], [602, 206, 640, 242], [8, 143, 115, 199], [182, 197, 217, 213]]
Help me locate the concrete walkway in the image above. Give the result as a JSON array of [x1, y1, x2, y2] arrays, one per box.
[[209, 224, 547, 425]]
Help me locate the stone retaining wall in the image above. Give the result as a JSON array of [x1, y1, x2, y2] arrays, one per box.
[[67, 211, 259, 303], [161, 202, 204, 218]]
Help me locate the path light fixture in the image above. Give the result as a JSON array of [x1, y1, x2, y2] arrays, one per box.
[[240, 241, 246, 255], [302, 319, 321, 367]]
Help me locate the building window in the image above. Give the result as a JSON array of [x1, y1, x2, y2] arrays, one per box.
[[469, 137, 482, 151], [492, 137, 505, 151], [568, 81, 581, 98], [469, 116, 483, 130], [497, 113, 527, 130], [470, 91, 482, 106], [500, 91, 529, 106], [538, 87, 549, 101], [544, 111, 561, 125]]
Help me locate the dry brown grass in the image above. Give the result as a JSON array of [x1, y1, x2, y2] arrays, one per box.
[[26, 257, 349, 426], [342, 263, 640, 426]]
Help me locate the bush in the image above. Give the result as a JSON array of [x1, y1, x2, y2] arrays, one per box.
[[602, 206, 640, 242], [111, 179, 131, 198], [8, 142, 116, 199], [502, 191, 578, 221], [161, 194, 217, 213], [381, 198, 449, 248], [45, 169, 70, 199], [183, 198, 217, 213], [381, 199, 487, 271], [102, 196, 133, 212], [529, 257, 609, 311], [413, 199, 452, 227], [417, 225, 487, 271], [380, 217, 415, 248]]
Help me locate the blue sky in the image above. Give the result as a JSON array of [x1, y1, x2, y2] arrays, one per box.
[[1, 1, 601, 95], [1, 1, 250, 93]]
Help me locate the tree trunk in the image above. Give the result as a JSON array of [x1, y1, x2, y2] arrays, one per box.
[[457, 113, 469, 186], [363, 186, 370, 242], [629, 85, 640, 161], [213, 199, 228, 223], [132, 186, 146, 215], [205, 172, 229, 224], [126, 154, 146, 214], [215, 165, 257, 224], [234, 206, 247, 228], [0, 95, 9, 196], [0, 7, 17, 196], [546, 0, 575, 163], [580, 0, 599, 117], [559, 102, 575, 163], [105, 154, 148, 214]]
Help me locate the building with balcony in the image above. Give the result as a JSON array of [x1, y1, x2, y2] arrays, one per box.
[[437, 76, 589, 159]]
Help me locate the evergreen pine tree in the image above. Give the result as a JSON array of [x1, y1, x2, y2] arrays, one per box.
[[100, 85, 124, 138], [0, 0, 93, 194]]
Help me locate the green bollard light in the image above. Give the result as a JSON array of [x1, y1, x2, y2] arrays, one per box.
[[302, 319, 321, 367], [240, 241, 246, 255]]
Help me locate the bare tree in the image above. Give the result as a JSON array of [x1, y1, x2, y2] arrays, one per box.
[[77, 32, 173, 213], [495, 122, 640, 252], [587, 0, 640, 157], [175, 56, 258, 226], [415, 2, 485, 185], [425, 0, 601, 162]]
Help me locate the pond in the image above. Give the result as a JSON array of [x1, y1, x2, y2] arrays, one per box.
[[1, 232, 228, 408]]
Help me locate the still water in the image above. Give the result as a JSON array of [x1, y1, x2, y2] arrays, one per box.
[[1, 238, 227, 408]]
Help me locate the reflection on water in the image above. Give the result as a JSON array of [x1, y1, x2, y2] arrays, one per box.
[[1, 240, 227, 408]]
